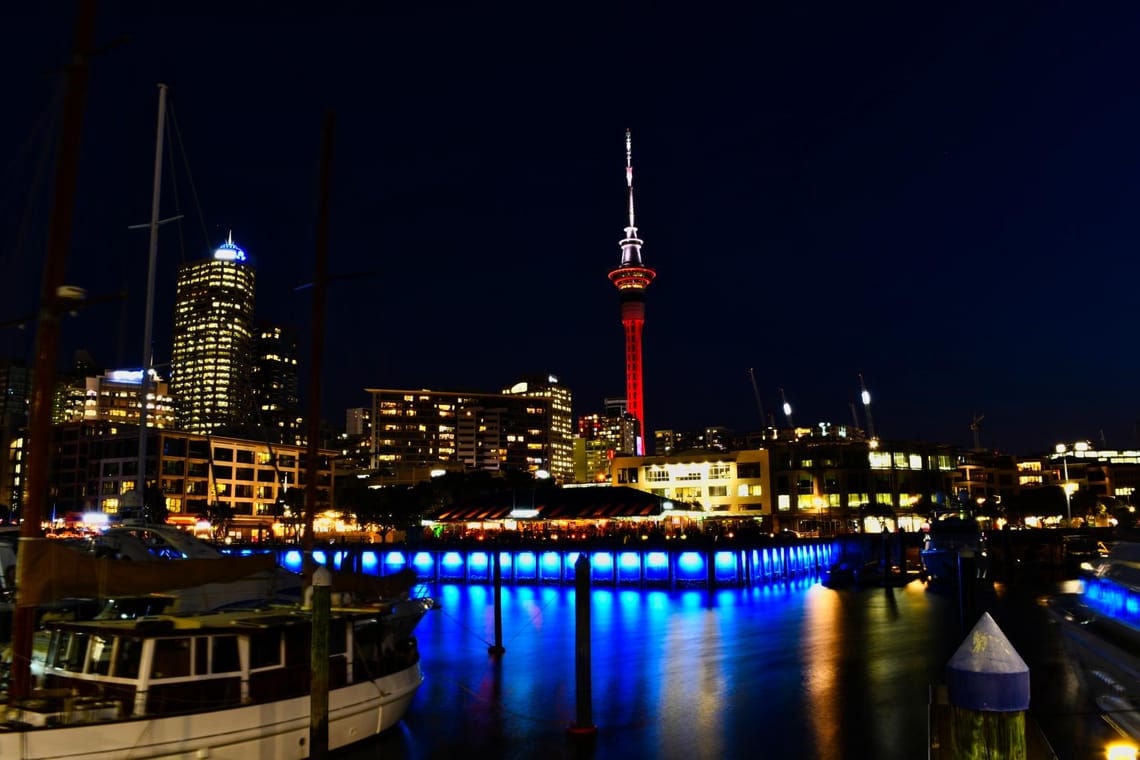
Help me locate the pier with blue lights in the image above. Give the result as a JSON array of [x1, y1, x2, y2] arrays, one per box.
[[262, 540, 838, 588]]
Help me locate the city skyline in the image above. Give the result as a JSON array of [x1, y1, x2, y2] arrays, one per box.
[[2, 4, 1140, 455]]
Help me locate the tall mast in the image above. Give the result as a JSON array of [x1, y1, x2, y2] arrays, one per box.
[[136, 83, 168, 518], [10, 0, 98, 702], [303, 109, 335, 554]]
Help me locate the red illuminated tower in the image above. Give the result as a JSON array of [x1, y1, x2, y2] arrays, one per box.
[[608, 129, 655, 456]]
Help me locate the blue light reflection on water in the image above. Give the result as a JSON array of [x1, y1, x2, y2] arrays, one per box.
[[351, 578, 973, 760]]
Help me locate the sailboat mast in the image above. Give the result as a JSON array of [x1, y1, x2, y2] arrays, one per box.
[[136, 82, 168, 518], [303, 109, 335, 554], [10, 0, 98, 702]]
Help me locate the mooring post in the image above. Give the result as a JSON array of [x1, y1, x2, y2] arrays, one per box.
[[490, 549, 505, 655], [310, 564, 331, 760], [958, 550, 978, 639], [944, 612, 1029, 759], [568, 553, 597, 739]]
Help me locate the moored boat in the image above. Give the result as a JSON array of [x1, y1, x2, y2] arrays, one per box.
[[1045, 540, 1140, 740], [0, 590, 432, 759], [920, 514, 988, 586]]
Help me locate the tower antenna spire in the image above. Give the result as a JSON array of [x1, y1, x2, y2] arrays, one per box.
[[626, 127, 635, 229]]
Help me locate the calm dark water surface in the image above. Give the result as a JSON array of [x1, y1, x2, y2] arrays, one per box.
[[344, 578, 1120, 759]]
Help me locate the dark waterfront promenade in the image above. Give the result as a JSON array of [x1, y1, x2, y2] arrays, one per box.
[[338, 573, 1122, 760]]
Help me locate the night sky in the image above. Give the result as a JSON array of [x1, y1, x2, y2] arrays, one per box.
[[3, 2, 1140, 455]]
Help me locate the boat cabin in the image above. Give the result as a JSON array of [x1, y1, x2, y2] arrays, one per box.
[[21, 603, 422, 726]]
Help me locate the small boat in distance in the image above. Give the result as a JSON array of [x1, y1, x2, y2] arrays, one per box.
[[920, 512, 988, 586]]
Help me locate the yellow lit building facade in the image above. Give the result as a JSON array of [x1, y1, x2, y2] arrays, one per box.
[[55, 369, 175, 429], [63, 425, 334, 540], [610, 449, 769, 516]]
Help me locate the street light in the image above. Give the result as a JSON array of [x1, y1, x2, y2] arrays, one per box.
[[1055, 443, 1072, 524], [533, 469, 550, 509]]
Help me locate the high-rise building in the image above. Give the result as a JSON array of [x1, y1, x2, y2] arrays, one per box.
[[607, 130, 655, 455], [170, 233, 256, 434], [575, 410, 637, 483], [0, 358, 31, 517], [250, 323, 301, 445], [366, 381, 570, 482], [501, 374, 574, 483]]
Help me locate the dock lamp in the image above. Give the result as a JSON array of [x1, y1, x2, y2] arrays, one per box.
[[1055, 443, 1072, 524], [1107, 742, 1139, 760]]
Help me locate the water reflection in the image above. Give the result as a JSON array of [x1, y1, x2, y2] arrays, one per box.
[[347, 578, 1120, 760]]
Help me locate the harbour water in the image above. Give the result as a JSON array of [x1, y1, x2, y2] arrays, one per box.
[[344, 576, 1123, 759]]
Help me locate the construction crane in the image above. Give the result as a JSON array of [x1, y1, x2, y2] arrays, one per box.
[[859, 373, 876, 439], [848, 396, 861, 431], [970, 412, 984, 450], [780, 388, 795, 429], [748, 368, 767, 429]]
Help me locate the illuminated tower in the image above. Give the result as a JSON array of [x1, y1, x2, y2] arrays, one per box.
[[170, 233, 256, 434], [608, 129, 655, 456]]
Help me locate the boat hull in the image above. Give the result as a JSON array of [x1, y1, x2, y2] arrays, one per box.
[[1046, 595, 1140, 740], [1, 660, 422, 759], [920, 548, 988, 585]]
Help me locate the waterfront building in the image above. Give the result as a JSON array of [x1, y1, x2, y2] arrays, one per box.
[[47, 421, 334, 540], [367, 381, 569, 483], [1045, 441, 1140, 512], [170, 233, 256, 434], [951, 449, 1020, 504], [612, 424, 956, 534], [766, 427, 956, 534], [250, 323, 302, 445], [427, 483, 703, 540], [607, 130, 655, 456], [611, 448, 769, 519], [54, 368, 175, 429]]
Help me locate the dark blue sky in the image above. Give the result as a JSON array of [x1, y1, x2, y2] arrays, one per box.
[[3, 2, 1140, 454]]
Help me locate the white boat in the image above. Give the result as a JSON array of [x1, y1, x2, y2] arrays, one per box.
[[1045, 540, 1140, 740], [89, 523, 305, 614], [1, 587, 432, 759]]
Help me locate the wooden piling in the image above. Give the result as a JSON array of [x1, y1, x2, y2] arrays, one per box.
[[944, 612, 1029, 759], [489, 549, 505, 655], [568, 553, 597, 738], [958, 551, 978, 639], [310, 564, 331, 760]]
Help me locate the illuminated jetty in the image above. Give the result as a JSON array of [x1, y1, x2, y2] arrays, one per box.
[[263, 542, 836, 588]]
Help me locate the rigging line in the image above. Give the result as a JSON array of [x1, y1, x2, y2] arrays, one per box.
[[163, 100, 187, 274], [425, 600, 496, 649], [501, 587, 564, 648], [0, 82, 64, 342], [166, 96, 210, 264]]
